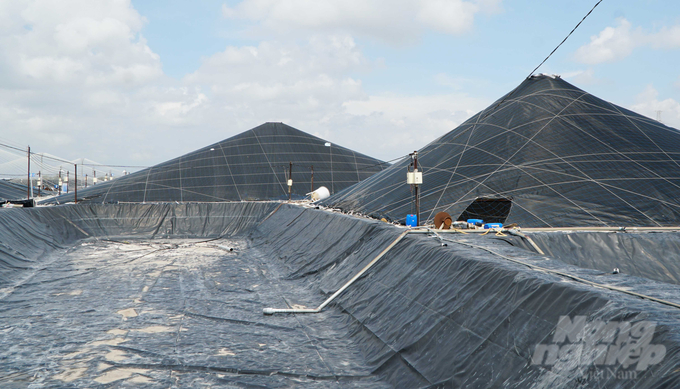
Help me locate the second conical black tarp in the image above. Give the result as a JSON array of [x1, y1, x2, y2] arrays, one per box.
[[324, 75, 680, 227], [0, 180, 28, 201], [42, 122, 385, 204]]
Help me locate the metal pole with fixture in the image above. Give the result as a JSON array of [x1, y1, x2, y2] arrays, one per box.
[[74, 164, 77, 204], [289, 162, 293, 200], [414, 152, 419, 226], [407, 151, 422, 226], [325, 142, 333, 194], [27, 146, 30, 200]]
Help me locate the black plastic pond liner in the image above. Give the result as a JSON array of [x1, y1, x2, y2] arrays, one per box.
[[0, 202, 278, 287], [1, 202, 680, 387], [323, 75, 680, 228], [40, 122, 386, 205], [250, 206, 680, 388], [0, 180, 28, 201], [500, 231, 680, 286]]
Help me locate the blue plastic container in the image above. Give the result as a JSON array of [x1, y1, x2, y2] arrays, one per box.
[[406, 214, 418, 227], [467, 219, 484, 226], [483, 223, 503, 229]]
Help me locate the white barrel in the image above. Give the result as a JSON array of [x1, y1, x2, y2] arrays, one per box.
[[309, 186, 330, 202]]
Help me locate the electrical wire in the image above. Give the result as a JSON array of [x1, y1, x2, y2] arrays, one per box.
[[479, 0, 605, 122], [0, 141, 148, 171], [527, 0, 604, 79]]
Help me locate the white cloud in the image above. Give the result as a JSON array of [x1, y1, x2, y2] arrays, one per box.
[[0, 0, 160, 87], [417, 0, 479, 35], [178, 35, 369, 131], [222, 0, 502, 43], [186, 35, 366, 86], [0, 0, 492, 170], [342, 93, 487, 157], [630, 85, 680, 129], [561, 68, 597, 85], [575, 18, 680, 65], [0, 0, 168, 165], [651, 25, 680, 49], [180, 35, 489, 159]]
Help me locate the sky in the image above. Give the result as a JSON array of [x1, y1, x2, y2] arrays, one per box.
[[1, 0, 680, 174]]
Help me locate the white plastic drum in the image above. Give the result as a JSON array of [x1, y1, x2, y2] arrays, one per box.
[[309, 186, 331, 202]]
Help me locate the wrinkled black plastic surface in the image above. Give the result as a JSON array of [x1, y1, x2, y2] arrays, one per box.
[[253, 206, 680, 388], [0, 180, 27, 201], [0, 202, 391, 387], [41, 122, 385, 205], [324, 75, 680, 227], [501, 231, 680, 286], [0, 202, 278, 288], [2, 203, 680, 387]]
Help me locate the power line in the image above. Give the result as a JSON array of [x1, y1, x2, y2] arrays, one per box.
[[527, 0, 604, 79], [479, 0, 605, 122], [0, 142, 149, 169], [78, 163, 149, 168]]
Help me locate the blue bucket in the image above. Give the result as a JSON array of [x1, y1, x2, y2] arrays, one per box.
[[406, 214, 418, 227]]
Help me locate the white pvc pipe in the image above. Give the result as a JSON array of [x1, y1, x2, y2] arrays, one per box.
[[264, 229, 411, 315], [507, 229, 545, 255]]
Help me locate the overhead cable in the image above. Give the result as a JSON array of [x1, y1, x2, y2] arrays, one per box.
[[480, 0, 605, 122]]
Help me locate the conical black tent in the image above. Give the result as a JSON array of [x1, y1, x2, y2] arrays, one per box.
[[325, 75, 680, 227], [42, 122, 385, 204], [0, 180, 28, 201]]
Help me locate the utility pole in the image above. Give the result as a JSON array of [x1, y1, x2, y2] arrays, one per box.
[[74, 164, 77, 204], [325, 142, 333, 194], [407, 151, 422, 226], [27, 146, 30, 200], [288, 161, 293, 201], [66, 171, 69, 194], [38, 171, 41, 197], [85, 174, 88, 188], [58, 168, 62, 195], [414, 151, 419, 226]]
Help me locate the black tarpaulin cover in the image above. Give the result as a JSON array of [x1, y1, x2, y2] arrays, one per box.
[[324, 75, 680, 227], [0, 180, 27, 201], [40, 122, 385, 204]]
